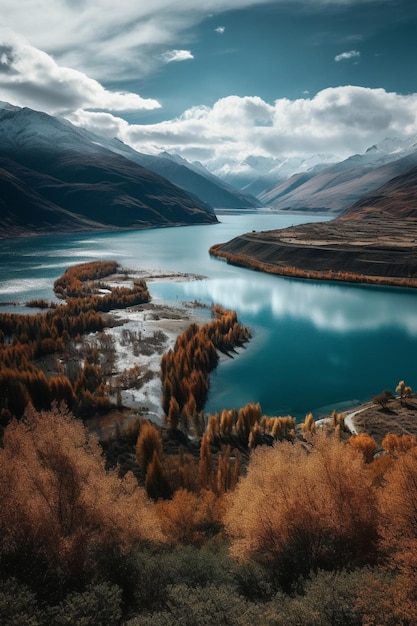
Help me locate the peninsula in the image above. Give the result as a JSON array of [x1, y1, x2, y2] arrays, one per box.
[[210, 162, 417, 289]]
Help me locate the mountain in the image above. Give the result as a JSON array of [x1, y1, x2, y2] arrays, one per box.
[[204, 153, 339, 193], [258, 138, 417, 213], [0, 103, 217, 238], [98, 142, 261, 209], [339, 162, 417, 220]]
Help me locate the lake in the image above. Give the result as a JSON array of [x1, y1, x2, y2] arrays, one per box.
[[1, 210, 417, 420]]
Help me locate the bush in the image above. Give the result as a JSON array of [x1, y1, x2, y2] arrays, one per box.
[[0, 578, 41, 626], [0, 403, 162, 599], [44, 583, 123, 626], [225, 434, 378, 590]]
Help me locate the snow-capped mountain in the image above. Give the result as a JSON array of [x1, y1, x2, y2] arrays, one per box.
[[258, 136, 417, 213], [203, 153, 340, 194], [202, 135, 417, 214], [101, 145, 261, 209]]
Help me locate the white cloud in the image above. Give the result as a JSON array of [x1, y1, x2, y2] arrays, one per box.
[[0, 31, 160, 115], [215, 26, 226, 34], [335, 50, 361, 62], [0, 1, 267, 81], [161, 49, 194, 63], [69, 86, 417, 166], [1, 33, 414, 167], [0, 0, 383, 81]]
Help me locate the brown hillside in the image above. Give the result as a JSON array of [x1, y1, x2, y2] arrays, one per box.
[[339, 163, 417, 220], [210, 163, 417, 287]]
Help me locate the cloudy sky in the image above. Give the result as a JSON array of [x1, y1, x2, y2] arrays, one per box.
[[1, 0, 417, 168]]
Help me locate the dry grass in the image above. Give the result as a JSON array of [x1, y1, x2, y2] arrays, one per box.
[[352, 395, 417, 446]]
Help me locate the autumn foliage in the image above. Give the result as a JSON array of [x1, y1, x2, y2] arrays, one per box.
[[210, 243, 417, 289], [160, 305, 251, 430], [224, 433, 379, 590], [5, 260, 417, 622], [0, 403, 161, 597], [0, 260, 150, 423]]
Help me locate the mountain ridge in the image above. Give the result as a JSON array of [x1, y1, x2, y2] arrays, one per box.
[[0, 104, 218, 238]]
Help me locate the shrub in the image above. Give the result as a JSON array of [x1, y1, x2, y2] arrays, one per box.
[[224, 434, 378, 590], [0, 403, 162, 598]]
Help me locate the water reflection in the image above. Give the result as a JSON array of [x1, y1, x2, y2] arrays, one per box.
[[2, 212, 417, 417], [180, 276, 417, 336]]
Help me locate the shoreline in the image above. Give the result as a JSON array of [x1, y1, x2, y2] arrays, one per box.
[[210, 244, 417, 290], [88, 270, 211, 435], [7, 263, 411, 442], [209, 217, 417, 290]]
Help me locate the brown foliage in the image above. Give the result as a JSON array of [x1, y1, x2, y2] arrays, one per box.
[[0, 261, 151, 421], [372, 389, 394, 408], [378, 446, 417, 578], [160, 306, 250, 429], [156, 488, 224, 546], [135, 421, 163, 472], [301, 412, 317, 438], [0, 403, 162, 588], [224, 433, 378, 589], [381, 432, 417, 456], [349, 432, 378, 463], [145, 449, 172, 500], [210, 243, 417, 289]]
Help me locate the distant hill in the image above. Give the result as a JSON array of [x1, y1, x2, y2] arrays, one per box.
[[205, 135, 417, 214], [258, 148, 417, 213], [0, 103, 217, 238], [203, 153, 339, 192], [102, 144, 261, 209], [339, 163, 417, 220]]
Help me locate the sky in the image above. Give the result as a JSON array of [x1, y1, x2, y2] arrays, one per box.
[[1, 0, 417, 169]]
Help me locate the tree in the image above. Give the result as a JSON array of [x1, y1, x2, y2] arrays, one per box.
[[396, 380, 412, 403], [378, 446, 417, 616], [136, 421, 163, 473], [301, 412, 316, 438], [167, 396, 180, 430], [224, 433, 378, 590], [349, 433, 378, 463], [145, 450, 172, 501], [155, 488, 222, 546], [0, 403, 162, 593], [372, 389, 394, 409], [199, 433, 214, 490]]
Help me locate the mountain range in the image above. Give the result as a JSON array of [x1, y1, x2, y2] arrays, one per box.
[[205, 135, 417, 214], [2, 100, 417, 240], [0, 103, 258, 238]]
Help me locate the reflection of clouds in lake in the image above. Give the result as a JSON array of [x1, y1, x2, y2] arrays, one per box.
[[33, 262, 77, 270], [22, 248, 104, 259], [182, 278, 265, 315], [0, 278, 51, 296], [52, 249, 107, 258], [23, 247, 131, 261], [271, 280, 417, 336], [182, 276, 417, 336]]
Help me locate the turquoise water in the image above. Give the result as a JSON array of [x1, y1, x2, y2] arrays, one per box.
[[1, 210, 417, 419]]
